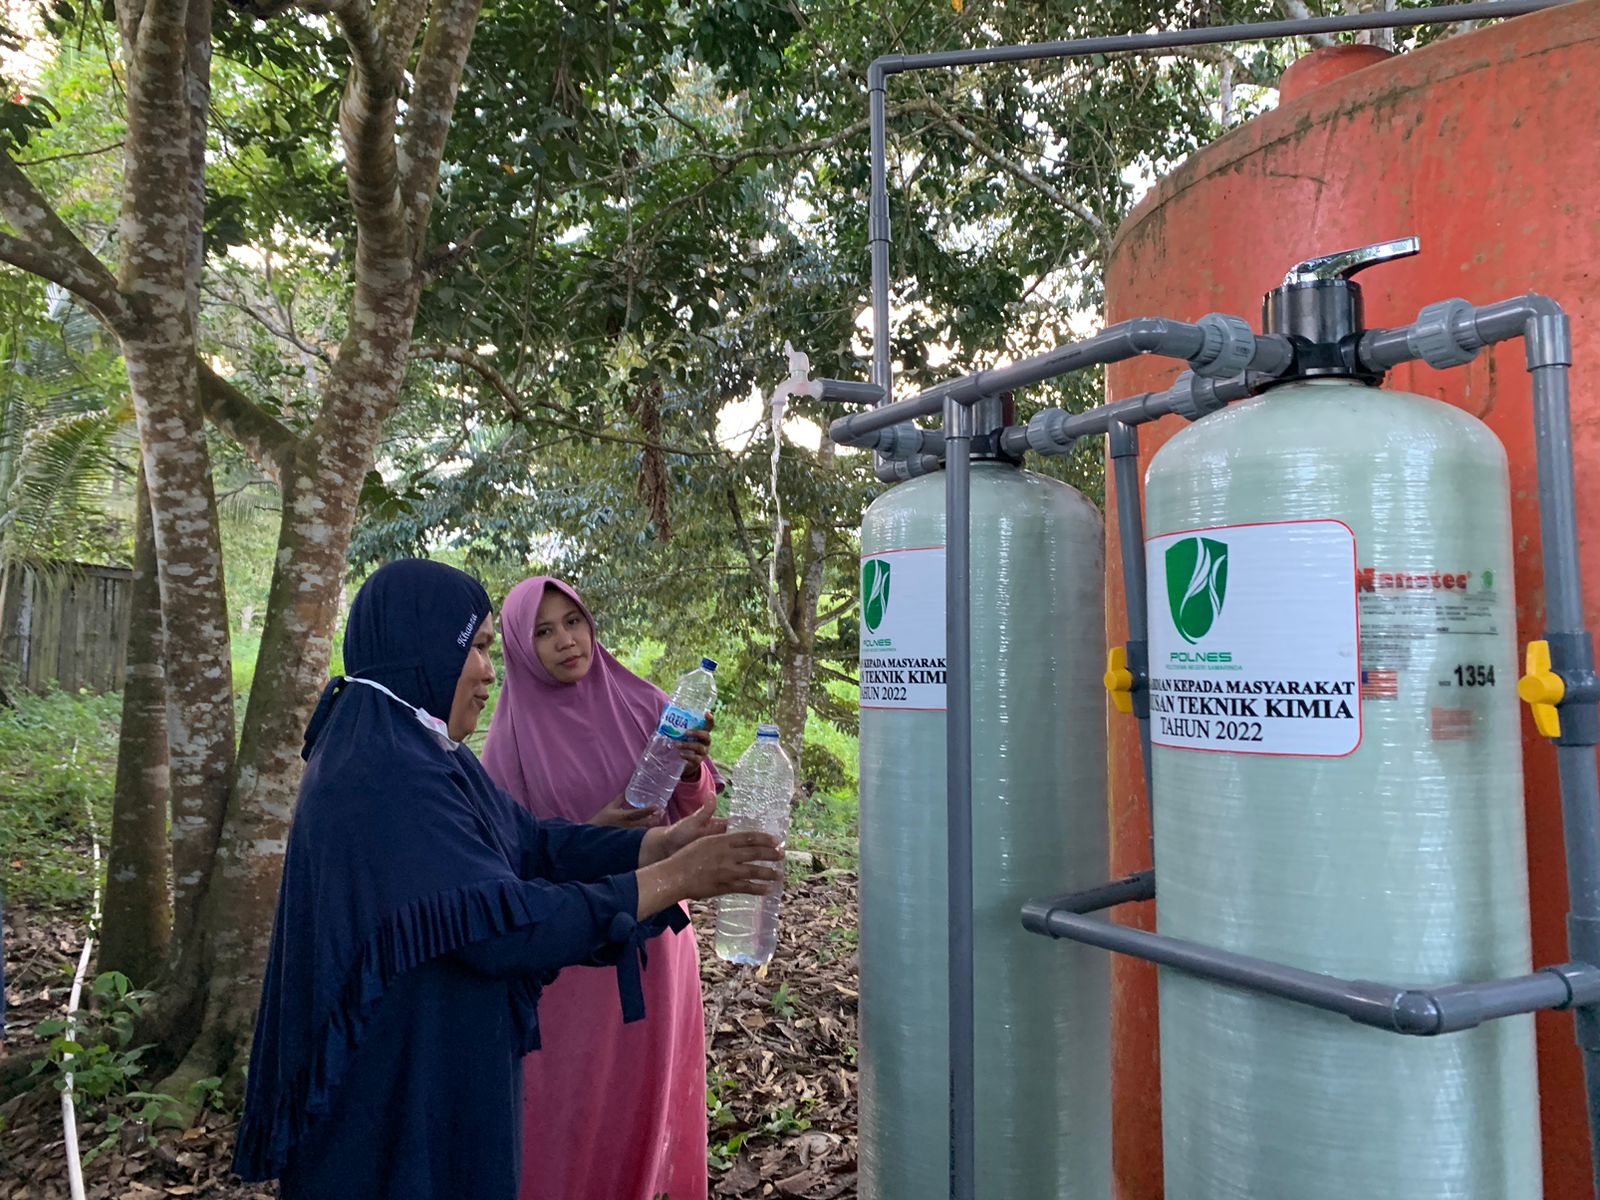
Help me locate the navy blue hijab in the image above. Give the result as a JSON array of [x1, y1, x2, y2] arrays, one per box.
[[235, 560, 584, 1181]]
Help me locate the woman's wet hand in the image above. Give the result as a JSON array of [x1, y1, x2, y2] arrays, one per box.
[[677, 714, 714, 779], [590, 793, 664, 829], [659, 830, 784, 905]]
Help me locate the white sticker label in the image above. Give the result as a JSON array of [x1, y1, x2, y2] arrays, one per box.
[[860, 547, 947, 711], [1146, 520, 1361, 758]]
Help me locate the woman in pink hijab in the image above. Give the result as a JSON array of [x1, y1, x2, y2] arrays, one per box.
[[481, 576, 716, 1200]]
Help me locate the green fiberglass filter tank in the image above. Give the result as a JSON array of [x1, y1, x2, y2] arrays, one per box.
[[1143, 243, 1540, 1197], [857, 432, 1110, 1200]]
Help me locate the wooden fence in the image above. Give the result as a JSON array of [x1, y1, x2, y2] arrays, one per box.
[[0, 562, 133, 695]]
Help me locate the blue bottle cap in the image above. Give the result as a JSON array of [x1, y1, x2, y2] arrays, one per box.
[[702, 657, 718, 671], [757, 724, 780, 740]]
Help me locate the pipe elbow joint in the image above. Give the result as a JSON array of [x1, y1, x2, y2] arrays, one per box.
[[1388, 990, 1447, 1036], [1520, 297, 1573, 370]]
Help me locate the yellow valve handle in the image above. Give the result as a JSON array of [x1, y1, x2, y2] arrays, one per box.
[[1104, 646, 1135, 715], [1518, 639, 1566, 739]]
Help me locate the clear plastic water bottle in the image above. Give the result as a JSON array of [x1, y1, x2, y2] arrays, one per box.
[[715, 725, 794, 966], [624, 658, 718, 810]]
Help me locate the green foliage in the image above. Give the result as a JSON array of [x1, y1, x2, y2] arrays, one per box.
[[32, 972, 227, 1161], [0, 275, 132, 570], [0, 687, 119, 908]]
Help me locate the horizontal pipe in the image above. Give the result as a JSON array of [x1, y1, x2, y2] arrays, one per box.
[[814, 377, 887, 406], [1026, 901, 1600, 1036], [830, 318, 1210, 446], [998, 371, 1265, 459], [1360, 293, 1568, 372], [871, 2, 1567, 77]]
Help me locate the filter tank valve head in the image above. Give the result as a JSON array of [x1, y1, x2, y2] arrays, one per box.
[[1263, 237, 1419, 385]]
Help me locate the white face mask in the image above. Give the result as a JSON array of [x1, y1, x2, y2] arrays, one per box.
[[344, 676, 458, 751]]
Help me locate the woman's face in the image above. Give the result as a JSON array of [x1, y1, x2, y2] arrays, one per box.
[[448, 615, 497, 741], [533, 588, 594, 685]]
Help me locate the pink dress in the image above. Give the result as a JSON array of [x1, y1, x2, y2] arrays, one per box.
[[481, 577, 713, 1200]]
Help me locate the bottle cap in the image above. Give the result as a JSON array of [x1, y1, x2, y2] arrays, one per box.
[[702, 657, 718, 671], [757, 724, 780, 740]]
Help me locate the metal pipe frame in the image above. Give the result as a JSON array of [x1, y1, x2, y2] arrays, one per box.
[[844, 7, 1576, 1198]]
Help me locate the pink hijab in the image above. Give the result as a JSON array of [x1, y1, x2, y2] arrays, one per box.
[[481, 576, 718, 821]]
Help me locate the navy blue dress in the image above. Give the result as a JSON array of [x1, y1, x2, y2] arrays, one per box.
[[233, 560, 684, 1199]]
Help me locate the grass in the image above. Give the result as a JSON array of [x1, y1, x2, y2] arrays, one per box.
[[0, 687, 121, 909]]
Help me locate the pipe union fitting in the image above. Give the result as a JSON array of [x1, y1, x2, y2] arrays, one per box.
[[1190, 313, 1259, 379], [1025, 409, 1073, 454], [1407, 298, 1485, 369]]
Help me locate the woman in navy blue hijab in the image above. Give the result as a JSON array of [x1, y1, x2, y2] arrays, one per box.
[[234, 559, 781, 1199]]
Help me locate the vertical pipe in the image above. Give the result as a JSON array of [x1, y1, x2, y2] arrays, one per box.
[[943, 396, 975, 1200], [869, 66, 892, 407], [1109, 421, 1154, 802], [1526, 318, 1600, 1188]]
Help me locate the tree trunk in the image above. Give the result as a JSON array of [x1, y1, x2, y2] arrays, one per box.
[[769, 441, 834, 805], [99, 467, 172, 986], [775, 642, 814, 802], [118, 0, 237, 955], [156, 281, 424, 1094]]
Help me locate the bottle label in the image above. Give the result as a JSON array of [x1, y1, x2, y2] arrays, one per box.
[[1146, 519, 1361, 758], [657, 703, 703, 740]]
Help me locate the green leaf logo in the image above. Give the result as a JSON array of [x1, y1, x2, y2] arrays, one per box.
[[863, 560, 892, 633], [1166, 536, 1229, 644]]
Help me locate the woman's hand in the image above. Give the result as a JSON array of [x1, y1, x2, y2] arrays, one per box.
[[590, 793, 665, 829], [639, 798, 724, 866], [677, 713, 715, 781], [635, 830, 784, 917]]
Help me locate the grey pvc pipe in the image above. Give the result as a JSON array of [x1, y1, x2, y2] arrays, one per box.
[[870, 2, 1567, 78], [814, 377, 887, 406], [832, 318, 1218, 448], [1027, 905, 1600, 1036], [942, 398, 976, 1199]]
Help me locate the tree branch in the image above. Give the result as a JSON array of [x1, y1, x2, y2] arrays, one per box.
[[195, 361, 301, 473], [921, 96, 1111, 261], [15, 141, 126, 167], [725, 481, 800, 646], [0, 231, 128, 326], [397, 0, 482, 246], [374, 0, 429, 75], [308, 0, 408, 257], [201, 282, 333, 363], [1277, 0, 1336, 47], [0, 154, 130, 329], [410, 345, 719, 457], [815, 596, 857, 630], [817, 664, 860, 689]]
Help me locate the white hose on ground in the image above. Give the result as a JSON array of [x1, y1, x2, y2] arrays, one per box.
[[60, 741, 98, 1200]]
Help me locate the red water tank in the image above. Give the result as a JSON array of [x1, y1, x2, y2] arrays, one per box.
[[1103, 5, 1600, 1198]]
